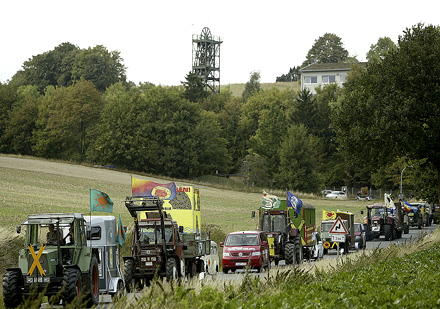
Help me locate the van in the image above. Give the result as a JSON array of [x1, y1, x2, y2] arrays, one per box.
[[220, 231, 270, 273]]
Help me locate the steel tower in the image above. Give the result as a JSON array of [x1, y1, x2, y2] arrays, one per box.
[[192, 27, 222, 93]]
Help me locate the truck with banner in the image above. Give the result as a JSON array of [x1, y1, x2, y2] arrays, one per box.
[[252, 191, 317, 265]]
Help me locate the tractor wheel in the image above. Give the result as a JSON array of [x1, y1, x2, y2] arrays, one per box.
[[61, 268, 81, 305], [3, 270, 22, 308], [404, 223, 409, 234], [384, 225, 392, 241], [294, 238, 303, 264], [392, 226, 397, 240], [124, 259, 134, 293], [418, 218, 422, 229], [197, 259, 205, 274], [166, 258, 178, 281], [188, 261, 196, 278], [285, 242, 296, 265], [86, 255, 99, 307]]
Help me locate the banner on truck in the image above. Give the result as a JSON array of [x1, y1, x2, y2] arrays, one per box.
[[140, 186, 201, 234]]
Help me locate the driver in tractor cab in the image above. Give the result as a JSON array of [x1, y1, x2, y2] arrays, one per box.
[[46, 224, 57, 245]]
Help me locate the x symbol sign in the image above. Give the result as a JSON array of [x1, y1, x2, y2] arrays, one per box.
[[27, 244, 46, 276]]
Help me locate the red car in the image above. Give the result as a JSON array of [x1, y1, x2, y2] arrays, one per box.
[[220, 231, 270, 273]]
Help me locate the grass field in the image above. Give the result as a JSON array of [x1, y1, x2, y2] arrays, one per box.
[[221, 81, 300, 97], [0, 154, 372, 236]]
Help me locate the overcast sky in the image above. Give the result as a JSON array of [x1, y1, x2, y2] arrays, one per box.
[[1, 0, 439, 86]]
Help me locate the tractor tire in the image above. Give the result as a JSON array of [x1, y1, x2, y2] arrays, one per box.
[[166, 258, 178, 282], [404, 223, 409, 234], [86, 255, 99, 307], [188, 261, 196, 278], [3, 270, 22, 308], [124, 259, 134, 293], [392, 226, 397, 240], [384, 225, 393, 241], [294, 238, 303, 264], [285, 242, 296, 265], [61, 268, 81, 305], [418, 218, 422, 229]]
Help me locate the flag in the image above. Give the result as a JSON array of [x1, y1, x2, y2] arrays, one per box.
[[323, 210, 336, 220], [403, 200, 411, 213], [287, 190, 302, 215], [90, 189, 113, 213], [117, 214, 126, 246], [131, 176, 176, 200], [262, 191, 281, 209], [384, 193, 395, 209]]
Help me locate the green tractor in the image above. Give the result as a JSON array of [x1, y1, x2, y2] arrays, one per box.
[[2, 213, 100, 308]]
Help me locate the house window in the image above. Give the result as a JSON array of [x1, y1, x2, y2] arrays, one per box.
[[340, 73, 347, 83], [322, 75, 336, 84], [304, 76, 317, 84]]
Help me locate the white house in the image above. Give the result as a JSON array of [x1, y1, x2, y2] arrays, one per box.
[[300, 62, 366, 94]]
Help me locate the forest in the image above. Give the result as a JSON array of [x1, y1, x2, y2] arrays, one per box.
[[0, 24, 439, 202]]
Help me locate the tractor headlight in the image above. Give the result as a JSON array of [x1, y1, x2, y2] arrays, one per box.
[[26, 277, 33, 284], [43, 277, 50, 283], [141, 257, 146, 262]]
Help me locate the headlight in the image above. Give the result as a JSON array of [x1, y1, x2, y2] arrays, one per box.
[[223, 252, 230, 257], [43, 277, 50, 283], [252, 251, 261, 256], [141, 257, 146, 262]]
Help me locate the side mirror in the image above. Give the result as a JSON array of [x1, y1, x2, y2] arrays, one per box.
[[16, 225, 21, 234], [179, 226, 184, 233], [251, 211, 255, 218], [219, 242, 224, 247]]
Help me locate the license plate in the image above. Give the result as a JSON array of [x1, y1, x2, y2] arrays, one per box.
[[236, 262, 247, 266], [146, 262, 153, 266]]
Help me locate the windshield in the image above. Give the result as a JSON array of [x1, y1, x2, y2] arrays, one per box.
[[373, 209, 384, 216], [140, 226, 173, 244], [261, 214, 286, 232], [321, 222, 334, 232], [225, 234, 259, 246]]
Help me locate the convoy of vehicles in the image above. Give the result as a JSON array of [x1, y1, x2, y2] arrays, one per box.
[[4, 179, 435, 307], [220, 231, 270, 273]]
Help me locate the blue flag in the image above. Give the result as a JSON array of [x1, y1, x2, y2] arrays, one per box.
[[90, 189, 114, 213], [117, 214, 126, 246], [287, 190, 302, 215]]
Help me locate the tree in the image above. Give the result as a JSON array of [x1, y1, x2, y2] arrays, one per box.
[[242, 71, 261, 102], [71, 45, 126, 92], [276, 66, 301, 82], [302, 33, 348, 67], [366, 37, 397, 62], [275, 124, 321, 192], [181, 72, 209, 103], [0, 83, 18, 152], [33, 80, 104, 160], [3, 85, 40, 155], [332, 23, 440, 201], [11, 42, 79, 93]]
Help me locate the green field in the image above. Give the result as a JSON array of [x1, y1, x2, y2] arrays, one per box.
[[0, 154, 371, 237]]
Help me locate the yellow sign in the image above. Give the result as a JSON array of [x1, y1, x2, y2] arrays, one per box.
[[27, 245, 46, 276], [323, 210, 336, 221]]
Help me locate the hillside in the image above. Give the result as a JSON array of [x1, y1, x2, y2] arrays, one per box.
[[222, 81, 300, 97]]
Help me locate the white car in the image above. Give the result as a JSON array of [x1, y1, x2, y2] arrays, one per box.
[[325, 191, 348, 199]]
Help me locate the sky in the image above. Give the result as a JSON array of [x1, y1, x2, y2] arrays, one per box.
[[1, 0, 439, 86]]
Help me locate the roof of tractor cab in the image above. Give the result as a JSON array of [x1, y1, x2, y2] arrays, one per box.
[[22, 213, 83, 225]]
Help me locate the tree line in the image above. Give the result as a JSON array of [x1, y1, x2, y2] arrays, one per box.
[[0, 24, 438, 202]]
